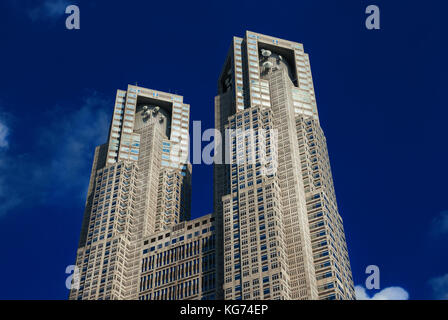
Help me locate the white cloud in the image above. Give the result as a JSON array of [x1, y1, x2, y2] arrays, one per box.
[[354, 285, 370, 300], [430, 210, 448, 236], [39, 96, 110, 194], [0, 94, 111, 216], [355, 285, 409, 300], [28, 0, 70, 21], [0, 120, 9, 149], [429, 274, 448, 300]]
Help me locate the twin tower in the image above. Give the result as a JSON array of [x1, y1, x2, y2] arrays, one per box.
[[69, 31, 355, 300]]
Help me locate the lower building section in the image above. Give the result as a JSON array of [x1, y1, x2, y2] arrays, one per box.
[[139, 214, 218, 300], [222, 181, 290, 300]]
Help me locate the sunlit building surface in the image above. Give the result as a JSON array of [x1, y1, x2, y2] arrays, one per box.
[[69, 85, 195, 300], [214, 31, 355, 300], [139, 214, 217, 300]]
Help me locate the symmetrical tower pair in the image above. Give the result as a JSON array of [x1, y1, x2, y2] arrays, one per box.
[[69, 31, 355, 300]]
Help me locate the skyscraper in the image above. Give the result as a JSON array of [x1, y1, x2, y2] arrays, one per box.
[[214, 31, 355, 300], [69, 85, 195, 300], [70, 31, 355, 301]]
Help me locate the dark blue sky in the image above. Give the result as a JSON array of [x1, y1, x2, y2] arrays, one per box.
[[0, 0, 447, 300]]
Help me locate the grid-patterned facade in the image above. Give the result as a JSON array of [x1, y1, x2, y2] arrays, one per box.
[[296, 117, 355, 299], [214, 31, 355, 300], [139, 214, 217, 300], [69, 85, 193, 300]]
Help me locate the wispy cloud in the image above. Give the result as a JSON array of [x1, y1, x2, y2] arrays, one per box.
[[0, 94, 111, 216], [429, 274, 448, 300], [0, 119, 9, 149], [355, 285, 409, 300], [39, 95, 111, 196], [430, 210, 448, 237], [28, 0, 70, 21]]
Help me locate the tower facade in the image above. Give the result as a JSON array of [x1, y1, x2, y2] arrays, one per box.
[[139, 214, 217, 300], [69, 85, 193, 300], [214, 31, 355, 300]]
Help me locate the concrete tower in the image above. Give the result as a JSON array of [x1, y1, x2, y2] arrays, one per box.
[[214, 31, 355, 300], [69, 85, 192, 300]]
